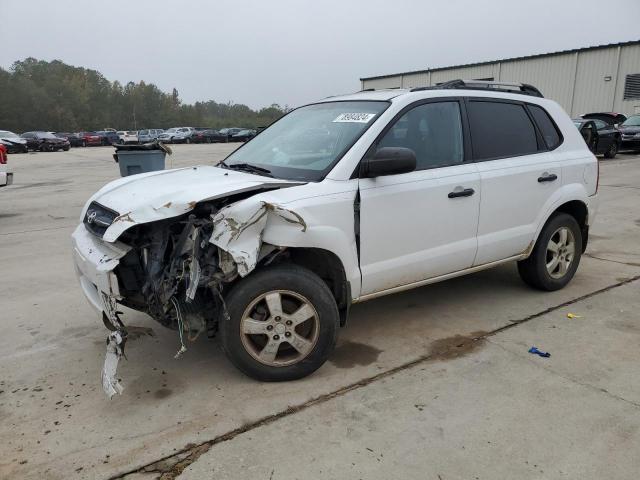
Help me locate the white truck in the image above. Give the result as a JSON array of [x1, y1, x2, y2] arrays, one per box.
[[71, 80, 598, 396]]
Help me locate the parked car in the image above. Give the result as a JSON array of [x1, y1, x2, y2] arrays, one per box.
[[231, 129, 257, 142], [581, 112, 627, 127], [55, 132, 83, 147], [191, 128, 227, 143], [218, 127, 243, 141], [96, 130, 120, 146], [76, 132, 102, 147], [72, 80, 598, 396], [21, 131, 71, 151], [137, 129, 164, 143], [0, 130, 29, 153], [116, 131, 139, 144], [157, 127, 194, 144], [0, 143, 12, 187], [618, 114, 640, 151], [572, 118, 619, 158]]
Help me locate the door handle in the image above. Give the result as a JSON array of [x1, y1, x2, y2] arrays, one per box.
[[448, 187, 475, 198], [538, 172, 558, 183]]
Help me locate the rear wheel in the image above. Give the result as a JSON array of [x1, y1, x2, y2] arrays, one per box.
[[604, 140, 618, 159], [518, 213, 583, 291], [220, 265, 339, 381]]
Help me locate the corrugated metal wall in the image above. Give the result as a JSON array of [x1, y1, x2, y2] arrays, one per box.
[[361, 44, 640, 117], [499, 53, 577, 111]]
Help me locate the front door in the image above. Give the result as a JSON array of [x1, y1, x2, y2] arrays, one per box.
[[358, 99, 480, 296]]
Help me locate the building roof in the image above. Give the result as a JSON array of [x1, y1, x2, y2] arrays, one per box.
[[360, 39, 640, 82]]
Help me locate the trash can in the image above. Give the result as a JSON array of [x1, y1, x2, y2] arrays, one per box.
[[113, 142, 171, 177]]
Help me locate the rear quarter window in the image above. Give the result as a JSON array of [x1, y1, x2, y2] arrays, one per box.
[[528, 104, 562, 150], [467, 100, 539, 161]]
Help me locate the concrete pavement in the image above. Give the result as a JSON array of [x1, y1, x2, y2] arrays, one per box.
[[0, 145, 639, 479]]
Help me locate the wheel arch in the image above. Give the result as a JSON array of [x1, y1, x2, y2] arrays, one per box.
[[528, 197, 590, 257], [271, 247, 351, 327]]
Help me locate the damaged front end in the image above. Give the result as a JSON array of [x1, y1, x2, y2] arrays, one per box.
[[75, 193, 306, 398]]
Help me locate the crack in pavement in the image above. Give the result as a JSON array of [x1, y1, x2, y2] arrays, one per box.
[[109, 274, 640, 480], [584, 253, 640, 268], [487, 339, 640, 410]]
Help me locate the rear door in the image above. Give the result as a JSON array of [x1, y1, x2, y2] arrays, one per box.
[[358, 99, 480, 296], [469, 99, 564, 265]]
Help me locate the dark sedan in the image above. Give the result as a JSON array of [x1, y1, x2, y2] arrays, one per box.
[[191, 128, 228, 143], [573, 118, 620, 158], [21, 131, 70, 152], [618, 114, 640, 151], [55, 132, 83, 147], [0, 130, 29, 153], [218, 127, 243, 142], [231, 129, 257, 142], [96, 130, 120, 146]]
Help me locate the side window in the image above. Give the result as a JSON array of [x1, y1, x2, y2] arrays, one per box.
[[592, 119, 607, 130], [528, 104, 561, 149], [467, 101, 538, 160], [377, 101, 463, 170]]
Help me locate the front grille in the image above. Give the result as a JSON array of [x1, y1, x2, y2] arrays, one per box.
[[84, 201, 119, 237]]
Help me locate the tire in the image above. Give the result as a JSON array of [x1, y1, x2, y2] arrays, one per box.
[[220, 265, 339, 381], [82, 140, 87, 147], [185, 138, 191, 144], [206, 137, 211, 144], [63, 146, 70, 151], [517, 212, 583, 291], [604, 140, 618, 159]]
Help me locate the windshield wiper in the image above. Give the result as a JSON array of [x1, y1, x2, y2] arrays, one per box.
[[221, 162, 273, 177]]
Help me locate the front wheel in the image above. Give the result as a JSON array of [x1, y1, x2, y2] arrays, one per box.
[[518, 213, 583, 291], [604, 140, 618, 159], [220, 265, 339, 381]]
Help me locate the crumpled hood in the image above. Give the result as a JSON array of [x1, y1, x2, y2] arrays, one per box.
[[620, 125, 640, 134], [85, 165, 302, 242]]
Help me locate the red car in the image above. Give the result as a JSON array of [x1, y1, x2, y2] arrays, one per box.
[[79, 132, 103, 147]]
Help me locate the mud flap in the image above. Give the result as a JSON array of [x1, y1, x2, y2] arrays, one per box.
[[102, 330, 126, 398]]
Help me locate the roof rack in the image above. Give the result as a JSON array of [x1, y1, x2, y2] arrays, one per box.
[[410, 79, 544, 97]]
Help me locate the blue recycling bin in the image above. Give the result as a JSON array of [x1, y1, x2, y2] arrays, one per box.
[[113, 142, 170, 177]]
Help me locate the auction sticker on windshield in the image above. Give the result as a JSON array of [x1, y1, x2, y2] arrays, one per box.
[[333, 113, 377, 123]]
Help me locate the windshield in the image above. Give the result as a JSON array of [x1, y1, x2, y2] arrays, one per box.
[[621, 115, 640, 127], [0, 130, 20, 139], [138, 130, 149, 135], [165, 128, 177, 133], [222, 101, 389, 181], [40, 132, 58, 139]]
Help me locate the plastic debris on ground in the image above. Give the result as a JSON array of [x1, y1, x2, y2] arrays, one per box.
[[528, 346, 551, 358]]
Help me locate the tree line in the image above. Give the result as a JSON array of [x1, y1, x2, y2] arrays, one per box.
[[0, 58, 288, 133]]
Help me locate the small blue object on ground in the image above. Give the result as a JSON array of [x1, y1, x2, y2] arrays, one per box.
[[528, 346, 551, 358]]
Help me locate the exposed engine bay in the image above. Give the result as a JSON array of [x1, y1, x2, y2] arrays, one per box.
[[95, 192, 308, 397]]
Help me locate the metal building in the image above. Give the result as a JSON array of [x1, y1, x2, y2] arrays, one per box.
[[360, 40, 640, 117]]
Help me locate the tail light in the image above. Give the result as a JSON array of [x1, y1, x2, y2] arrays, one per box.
[[0, 144, 7, 164]]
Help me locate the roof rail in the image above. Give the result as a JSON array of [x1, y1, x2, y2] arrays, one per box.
[[410, 79, 544, 97]]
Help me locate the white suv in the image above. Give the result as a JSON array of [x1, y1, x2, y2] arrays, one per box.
[[71, 80, 598, 396]]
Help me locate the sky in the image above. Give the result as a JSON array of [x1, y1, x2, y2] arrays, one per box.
[[1, 0, 639, 110]]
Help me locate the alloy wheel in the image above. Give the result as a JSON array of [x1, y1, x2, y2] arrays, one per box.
[[546, 227, 575, 279], [240, 290, 320, 367]]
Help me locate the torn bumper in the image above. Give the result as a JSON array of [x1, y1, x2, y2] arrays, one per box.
[[71, 224, 131, 314]]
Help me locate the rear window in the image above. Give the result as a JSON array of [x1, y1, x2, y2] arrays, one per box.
[[528, 104, 561, 150], [467, 101, 539, 160]]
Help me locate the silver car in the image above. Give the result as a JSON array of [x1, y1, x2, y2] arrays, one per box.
[[137, 129, 164, 143]]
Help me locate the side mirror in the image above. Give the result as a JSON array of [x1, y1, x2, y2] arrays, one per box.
[[361, 147, 416, 178]]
